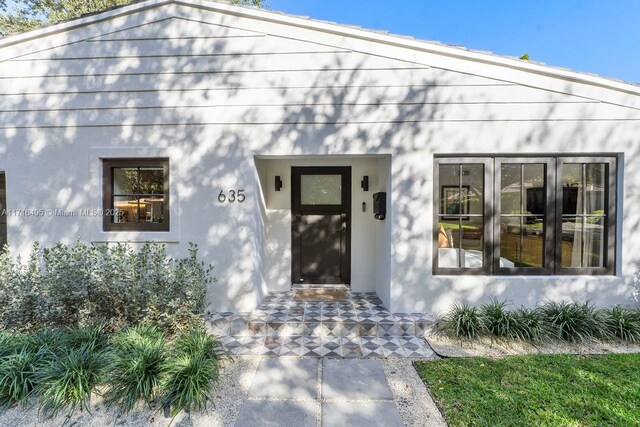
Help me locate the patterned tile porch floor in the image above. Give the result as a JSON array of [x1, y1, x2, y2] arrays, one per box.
[[207, 291, 437, 358]]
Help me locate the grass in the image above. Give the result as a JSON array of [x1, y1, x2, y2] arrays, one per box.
[[436, 303, 484, 340], [104, 325, 168, 414], [162, 330, 227, 418], [415, 353, 640, 426], [0, 326, 227, 420]]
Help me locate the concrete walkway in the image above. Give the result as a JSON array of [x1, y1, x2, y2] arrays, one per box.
[[235, 357, 446, 427]]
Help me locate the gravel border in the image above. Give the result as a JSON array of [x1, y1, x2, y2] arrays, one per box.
[[0, 356, 260, 427], [381, 358, 447, 427], [427, 336, 640, 358]]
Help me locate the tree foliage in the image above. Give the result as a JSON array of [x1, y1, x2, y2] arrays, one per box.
[[0, 0, 266, 37]]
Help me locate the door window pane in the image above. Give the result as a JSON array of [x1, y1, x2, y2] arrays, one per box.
[[301, 174, 342, 205]]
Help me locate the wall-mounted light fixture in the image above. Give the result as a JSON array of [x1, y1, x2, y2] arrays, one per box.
[[361, 176, 369, 191], [275, 176, 283, 191]]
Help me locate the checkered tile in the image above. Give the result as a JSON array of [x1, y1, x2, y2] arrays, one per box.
[[210, 291, 438, 358]]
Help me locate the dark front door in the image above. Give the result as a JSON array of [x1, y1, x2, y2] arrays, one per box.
[[292, 167, 351, 285]]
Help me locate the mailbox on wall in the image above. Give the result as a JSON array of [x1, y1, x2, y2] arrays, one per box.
[[372, 192, 386, 220]]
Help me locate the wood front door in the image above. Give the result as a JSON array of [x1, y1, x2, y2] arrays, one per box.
[[292, 167, 351, 285]]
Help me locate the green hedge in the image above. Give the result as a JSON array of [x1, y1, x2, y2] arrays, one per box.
[[0, 241, 213, 335]]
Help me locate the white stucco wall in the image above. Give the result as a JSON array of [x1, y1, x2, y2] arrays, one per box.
[[0, 0, 639, 314]]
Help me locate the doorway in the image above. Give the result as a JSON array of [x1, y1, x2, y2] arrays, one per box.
[[291, 167, 351, 285]]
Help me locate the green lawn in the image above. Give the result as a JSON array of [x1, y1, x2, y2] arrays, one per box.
[[414, 354, 640, 427]]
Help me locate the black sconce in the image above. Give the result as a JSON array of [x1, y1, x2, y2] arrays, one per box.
[[275, 176, 282, 191], [361, 176, 369, 191]]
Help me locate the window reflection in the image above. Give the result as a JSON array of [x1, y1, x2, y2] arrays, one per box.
[[561, 163, 606, 268], [112, 166, 165, 224], [437, 163, 484, 269], [499, 163, 545, 268]]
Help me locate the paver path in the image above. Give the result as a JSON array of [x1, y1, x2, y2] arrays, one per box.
[[236, 358, 407, 426]]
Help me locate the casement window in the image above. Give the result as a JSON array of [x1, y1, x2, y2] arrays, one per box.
[[433, 155, 617, 275], [0, 172, 6, 250], [102, 159, 169, 232]]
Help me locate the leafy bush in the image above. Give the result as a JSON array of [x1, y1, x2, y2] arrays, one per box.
[[540, 300, 608, 343], [603, 306, 640, 343], [161, 329, 227, 419], [437, 303, 484, 340], [105, 325, 168, 413], [0, 241, 213, 335], [0, 245, 48, 332]]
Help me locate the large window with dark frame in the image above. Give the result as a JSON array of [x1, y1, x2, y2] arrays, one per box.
[[433, 155, 617, 275], [102, 159, 169, 232]]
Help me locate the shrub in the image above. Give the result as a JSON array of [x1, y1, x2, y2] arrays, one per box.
[[36, 344, 108, 419], [512, 307, 545, 342], [540, 300, 609, 342], [480, 299, 519, 339], [0, 244, 48, 332], [104, 325, 168, 413], [603, 306, 640, 343], [0, 241, 213, 335], [0, 345, 39, 411], [161, 329, 227, 419], [437, 303, 484, 340], [63, 324, 109, 353]]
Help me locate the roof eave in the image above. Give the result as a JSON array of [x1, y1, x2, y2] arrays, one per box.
[[0, 0, 637, 97]]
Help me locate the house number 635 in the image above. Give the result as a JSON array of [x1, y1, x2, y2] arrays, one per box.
[[218, 189, 245, 203]]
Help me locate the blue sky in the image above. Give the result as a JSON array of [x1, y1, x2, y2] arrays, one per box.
[[268, 0, 640, 84]]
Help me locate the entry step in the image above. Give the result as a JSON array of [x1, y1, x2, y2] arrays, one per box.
[[206, 291, 435, 338]]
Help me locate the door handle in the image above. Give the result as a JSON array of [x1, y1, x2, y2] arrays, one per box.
[[340, 223, 347, 232]]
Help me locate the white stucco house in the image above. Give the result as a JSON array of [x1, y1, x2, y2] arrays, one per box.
[[0, 0, 639, 314]]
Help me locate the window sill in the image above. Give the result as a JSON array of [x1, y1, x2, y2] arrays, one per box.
[[91, 230, 180, 244]]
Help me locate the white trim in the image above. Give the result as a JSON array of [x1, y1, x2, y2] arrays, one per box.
[[0, 0, 638, 98], [89, 147, 181, 243]]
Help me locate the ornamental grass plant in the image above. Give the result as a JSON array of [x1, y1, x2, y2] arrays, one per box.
[[438, 299, 637, 344], [104, 325, 168, 414]]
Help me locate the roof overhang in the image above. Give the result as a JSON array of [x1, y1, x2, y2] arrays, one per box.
[[0, 0, 638, 101]]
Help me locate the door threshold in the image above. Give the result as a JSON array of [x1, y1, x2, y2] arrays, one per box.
[[291, 283, 350, 291]]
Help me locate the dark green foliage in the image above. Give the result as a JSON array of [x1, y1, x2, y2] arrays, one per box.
[[162, 330, 227, 418], [480, 299, 518, 339], [36, 344, 108, 418], [437, 303, 484, 340], [511, 306, 545, 342], [104, 325, 168, 414], [539, 300, 608, 342], [0, 345, 38, 411], [63, 324, 109, 352], [604, 305, 640, 342], [0, 327, 227, 419]]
